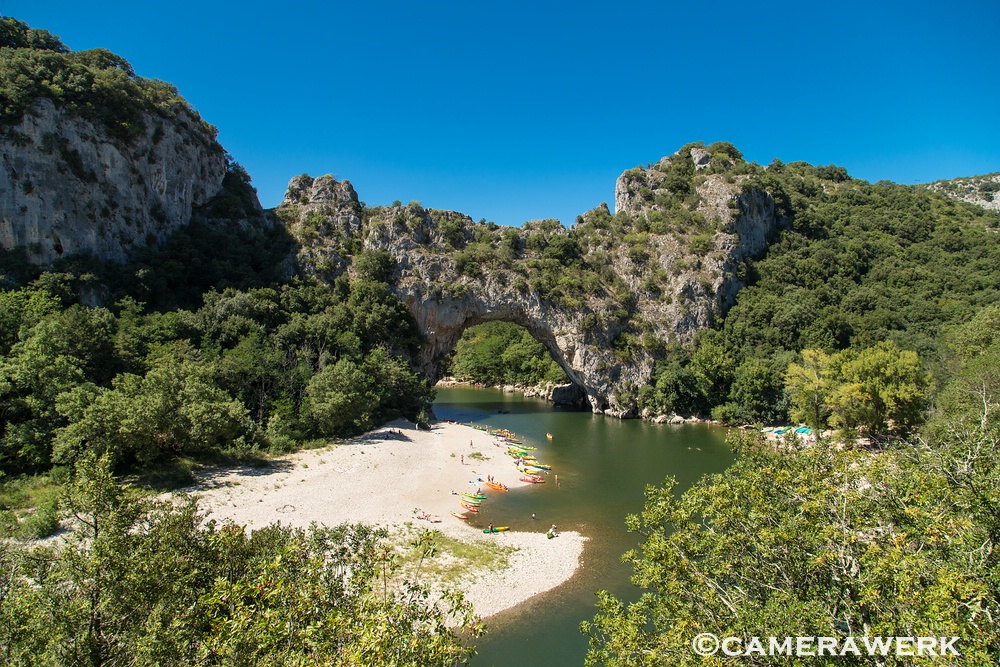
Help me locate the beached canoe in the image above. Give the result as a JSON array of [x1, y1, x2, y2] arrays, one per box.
[[459, 502, 480, 513], [485, 481, 508, 492], [483, 526, 510, 533], [450, 511, 468, 520], [462, 492, 487, 500], [520, 475, 545, 483]]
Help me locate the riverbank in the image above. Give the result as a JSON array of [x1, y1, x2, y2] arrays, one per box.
[[437, 376, 561, 402], [183, 419, 585, 620]]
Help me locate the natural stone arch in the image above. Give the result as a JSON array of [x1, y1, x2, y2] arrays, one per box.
[[279, 146, 780, 417], [405, 290, 593, 409]]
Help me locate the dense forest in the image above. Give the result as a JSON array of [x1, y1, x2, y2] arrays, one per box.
[[3, 14, 1000, 665]]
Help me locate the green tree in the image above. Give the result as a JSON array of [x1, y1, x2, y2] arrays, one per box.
[[827, 341, 928, 437], [0, 454, 481, 665], [53, 352, 253, 467], [785, 348, 834, 434], [305, 358, 380, 435]]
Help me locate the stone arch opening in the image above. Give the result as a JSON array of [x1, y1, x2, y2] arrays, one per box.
[[418, 313, 589, 410], [440, 319, 578, 396]]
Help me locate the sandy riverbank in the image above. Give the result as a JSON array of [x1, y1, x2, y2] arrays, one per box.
[[183, 420, 585, 620]]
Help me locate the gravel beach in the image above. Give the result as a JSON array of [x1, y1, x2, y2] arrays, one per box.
[[185, 420, 585, 620]]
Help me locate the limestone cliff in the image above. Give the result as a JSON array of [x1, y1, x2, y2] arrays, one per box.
[[0, 97, 227, 264], [279, 143, 781, 416], [925, 173, 1000, 213]]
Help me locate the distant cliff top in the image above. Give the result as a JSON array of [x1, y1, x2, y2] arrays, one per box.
[[0, 15, 219, 146], [924, 173, 1000, 213]]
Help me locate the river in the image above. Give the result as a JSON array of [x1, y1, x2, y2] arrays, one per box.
[[432, 386, 735, 667]]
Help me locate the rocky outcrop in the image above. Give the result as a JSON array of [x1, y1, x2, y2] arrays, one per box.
[[0, 98, 226, 265], [275, 174, 363, 279], [925, 173, 1000, 213], [285, 144, 781, 416]]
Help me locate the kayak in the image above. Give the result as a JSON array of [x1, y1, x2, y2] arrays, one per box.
[[460, 498, 482, 506], [450, 511, 468, 520], [485, 481, 508, 492], [459, 502, 480, 513], [483, 526, 510, 533], [462, 492, 487, 500], [520, 475, 545, 483]]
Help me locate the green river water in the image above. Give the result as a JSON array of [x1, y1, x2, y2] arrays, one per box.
[[432, 386, 736, 667]]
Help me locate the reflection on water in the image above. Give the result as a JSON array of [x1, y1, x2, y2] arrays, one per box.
[[433, 386, 735, 667]]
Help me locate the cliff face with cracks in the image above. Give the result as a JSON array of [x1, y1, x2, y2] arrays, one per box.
[[278, 145, 782, 416], [0, 98, 227, 265]]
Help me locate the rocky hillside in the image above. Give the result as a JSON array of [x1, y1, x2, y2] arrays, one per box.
[[277, 142, 781, 415], [0, 18, 229, 265], [1, 99, 227, 264], [925, 173, 1000, 213]]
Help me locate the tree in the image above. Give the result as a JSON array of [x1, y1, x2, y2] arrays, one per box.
[[785, 348, 833, 434], [305, 358, 380, 435], [827, 341, 928, 437], [53, 352, 253, 467]]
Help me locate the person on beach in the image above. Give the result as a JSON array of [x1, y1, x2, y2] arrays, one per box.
[[461, 454, 464, 464], [488, 522, 494, 534], [547, 524, 557, 539]]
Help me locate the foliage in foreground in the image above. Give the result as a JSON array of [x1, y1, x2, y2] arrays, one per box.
[[0, 455, 479, 666], [582, 423, 1000, 666]]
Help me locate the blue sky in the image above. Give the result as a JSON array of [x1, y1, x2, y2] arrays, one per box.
[[7, 1, 1000, 227]]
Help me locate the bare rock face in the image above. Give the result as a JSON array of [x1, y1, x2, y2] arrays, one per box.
[[282, 145, 781, 416], [0, 98, 227, 264]]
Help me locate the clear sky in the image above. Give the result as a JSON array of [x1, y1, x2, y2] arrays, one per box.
[[7, 1, 999, 227]]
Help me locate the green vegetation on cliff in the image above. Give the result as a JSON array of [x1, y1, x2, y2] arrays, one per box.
[[633, 149, 1000, 433], [0, 15, 218, 143]]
